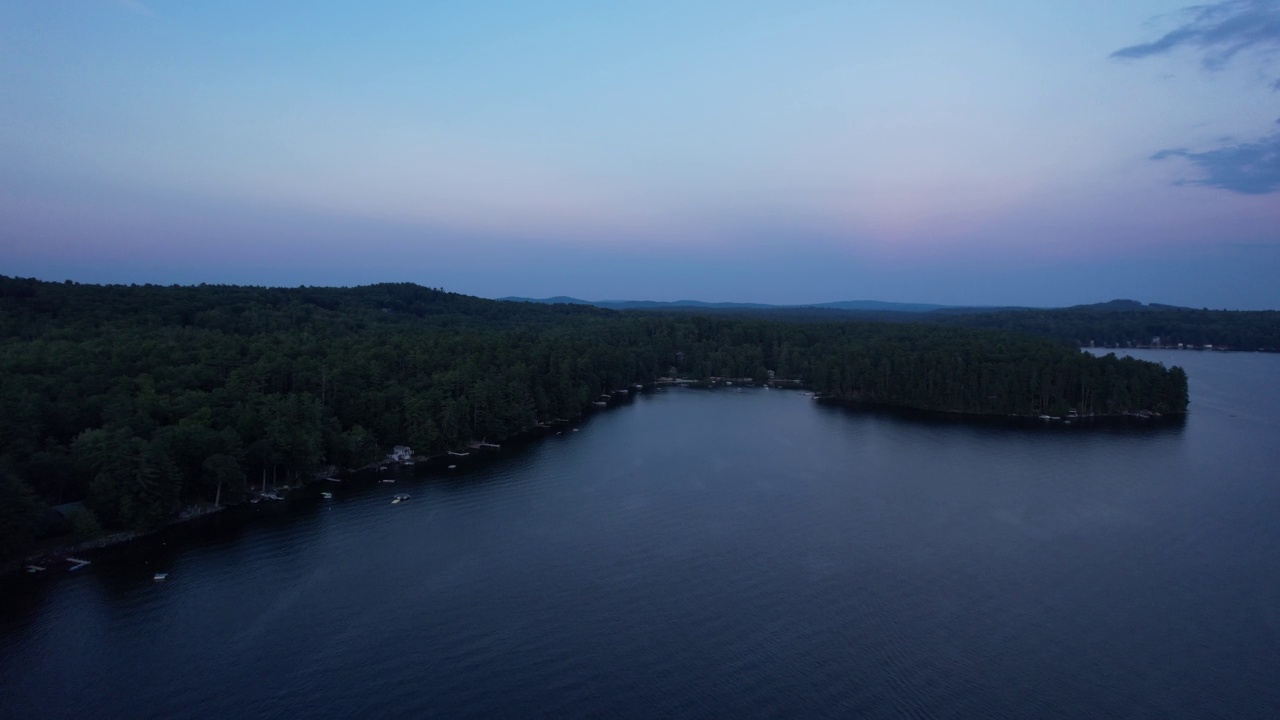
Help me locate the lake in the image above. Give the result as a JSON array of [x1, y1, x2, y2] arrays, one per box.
[[3, 349, 1279, 719]]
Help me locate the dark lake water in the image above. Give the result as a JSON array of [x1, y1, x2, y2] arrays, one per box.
[[3, 349, 1279, 719]]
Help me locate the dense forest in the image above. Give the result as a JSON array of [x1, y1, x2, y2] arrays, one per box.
[[0, 277, 1187, 560]]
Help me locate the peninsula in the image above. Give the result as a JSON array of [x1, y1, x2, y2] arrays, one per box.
[[0, 278, 1187, 560]]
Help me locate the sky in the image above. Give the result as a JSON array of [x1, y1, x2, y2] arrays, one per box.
[[2, 1, 1279, 308]]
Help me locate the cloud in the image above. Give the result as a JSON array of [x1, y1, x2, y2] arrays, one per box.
[[1152, 133, 1280, 193], [1115, 3, 1280, 193], [1111, 0, 1280, 69]]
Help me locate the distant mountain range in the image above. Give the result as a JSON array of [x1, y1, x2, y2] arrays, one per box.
[[497, 296, 1189, 314], [500, 296, 965, 313]]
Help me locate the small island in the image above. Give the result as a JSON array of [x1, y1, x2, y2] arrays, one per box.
[[0, 278, 1187, 562]]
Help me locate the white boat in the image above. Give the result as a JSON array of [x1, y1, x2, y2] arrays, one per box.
[[391, 493, 410, 504], [321, 491, 333, 499], [381, 478, 395, 483], [25, 565, 45, 573], [153, 572, 168, 581], [448, 464, 456, 469]]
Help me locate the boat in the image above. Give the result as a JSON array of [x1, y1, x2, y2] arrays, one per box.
[[381, 478, 395, 483], [391, 493, 410, 504], [25, 565, 46, 573], [67, 557, 91, 571], [321, 491, 333, 499], [153, 572, 168, 581], [448, 464, 456, 469]]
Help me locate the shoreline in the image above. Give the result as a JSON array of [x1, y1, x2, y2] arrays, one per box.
[[4, 381, 1182, 578], [4, 386, 645, 577], [811, 395, 1187, 428]]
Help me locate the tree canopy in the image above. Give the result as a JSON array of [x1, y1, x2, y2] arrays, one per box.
[[0, 277, 1188, 559]]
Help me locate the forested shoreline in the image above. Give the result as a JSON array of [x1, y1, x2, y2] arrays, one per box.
[[1, 277, 1188, 559], [563, 300, 1280, 351], [935, 302, 1280, 352]]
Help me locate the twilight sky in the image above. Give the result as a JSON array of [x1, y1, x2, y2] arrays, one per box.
[[2, 1, 1279, 308]]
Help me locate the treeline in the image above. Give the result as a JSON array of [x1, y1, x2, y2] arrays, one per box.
[[935, 303, 1280, 351], [0, 278, 1187, 558], [615, 300, 1280, 351]]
